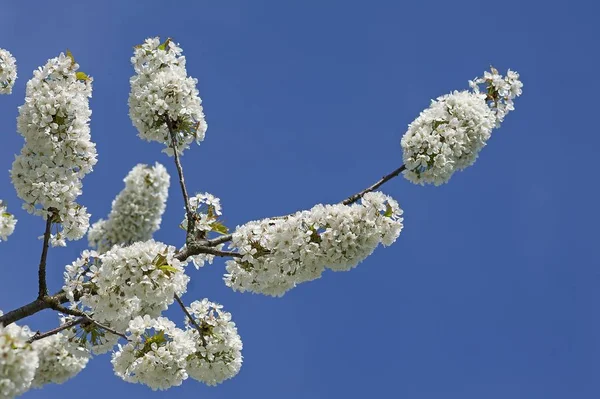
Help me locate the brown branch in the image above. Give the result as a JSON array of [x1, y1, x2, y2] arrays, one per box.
[[174, 294, 207, 346], [37, 209, 55, 299], [342, 164, 406, 205], [51, 304, 128, 341], [175, 244, 242, 262], [27, 317, 84, 343], [165, 117, 195, 236], [0, 287, 84, 327]]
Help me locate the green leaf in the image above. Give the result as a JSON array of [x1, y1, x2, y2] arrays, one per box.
[[158, 264, 179, 277], [210, 221, 229, 235], [158, 38, 172, 51], [76, 71, 90, 82], [2, 212, 11, 217], [66, 49, 76, 67], [383, 203, 393, 218]]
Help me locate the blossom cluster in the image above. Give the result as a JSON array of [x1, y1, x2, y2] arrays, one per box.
[[0, 49, 17, 95], [0, 201, 17, 242], [111, 298, 242, 391], [88, 163, 170, 253], [64, 241, 188, 354], [10, 52, 97, 246], [129, 37, 207, 155], [469, 68, 523, 125], [183, 299, 243, 386], [224, 192, 403, 296], [401, 67, 523, 185], [0, 319, 38, 399], [30, 332, 89, 388], [112, 316, 193, 390]]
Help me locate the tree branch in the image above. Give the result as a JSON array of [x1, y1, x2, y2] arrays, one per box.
[[342, 164, 406, 205], [51, 304, 128, 341], [174, 293, 206, 345], [175, 244, 242, 261], [165, 117, 194, 236], [0, 287, 85, 326], [27, 317, 84, 343], [37, 209, 55, 299]]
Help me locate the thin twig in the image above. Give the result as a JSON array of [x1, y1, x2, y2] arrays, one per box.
[[165, 117, 194, 233], [206, 234, 233, 247], [37, 209, 55, 299], [174, 293, 207, 345], [50, 304, 128, 341], [175, 245, 242, 261], [27, 317, 85, 343], [342, 164, 406, 205]]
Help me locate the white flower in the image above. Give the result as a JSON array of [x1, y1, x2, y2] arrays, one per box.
[[82, 240, 189, 343], [0, 323, 38, 398], [401, 91, 495, 185], [184, 299, 243, 386], [0, 49, 17, 94], [31, 333, 89, 388], [88, 163, 170, 253], [112, 316, 194, 391], [0, 201, 17, 242], [403, 67, 523, 186], [10, 52, 97, 245], [224, 192, 403, 296], [129, 37, 207, 155]]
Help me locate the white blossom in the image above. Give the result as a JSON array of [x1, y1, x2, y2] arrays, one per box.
[[80, 240, 189, 350], [129, 37, 207, 155], [0, 321, 38, 399], [469, 67, 523, 125], [0, 49, 17, 95], [401, 90, 495, 185], [224, 192, 403, 296], [88, 163, 170, 253], [0, 202, 17, 242], [112, 315, 194, 390], [403, 67, 523, 186], [30, 333, 89, 388], [184, 299, 242, 386], [10, 52, 97, 245]]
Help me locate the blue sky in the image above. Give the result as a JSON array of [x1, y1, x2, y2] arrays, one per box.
[[1, 0, 598, 398]]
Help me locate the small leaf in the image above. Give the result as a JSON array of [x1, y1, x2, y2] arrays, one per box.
[[158, 38, 172, 51], [384, 203, 394, 218], [66, 49, 76, 67], [158, 264, 179, 276], [210, 221, 229, 235], [76, 71, 90, 82]]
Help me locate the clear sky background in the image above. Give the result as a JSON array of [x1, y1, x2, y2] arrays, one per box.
[[1, 1, 598, 398]]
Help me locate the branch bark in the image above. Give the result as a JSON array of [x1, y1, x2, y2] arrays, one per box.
[[342, 164, 406, 205], [37, 210, 55, 299], [27, 317, 84, 343]]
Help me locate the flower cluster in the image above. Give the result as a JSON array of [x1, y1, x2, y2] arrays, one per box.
[[184, 299, 243, 386], [469, 67, 523, 125], [0, 320, 38, 398], [30, 333, 89, 388], [88, 163, 170, 253], [129, 37, 207, 155], [63, 241, 188, 354], [112, 316, 193, 390], [10, 52, 97, 246], [0, 201, 17, 242], [224, 192, 403, 296], [401, 67, 523, 186], [0, 49, 17, 95]]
